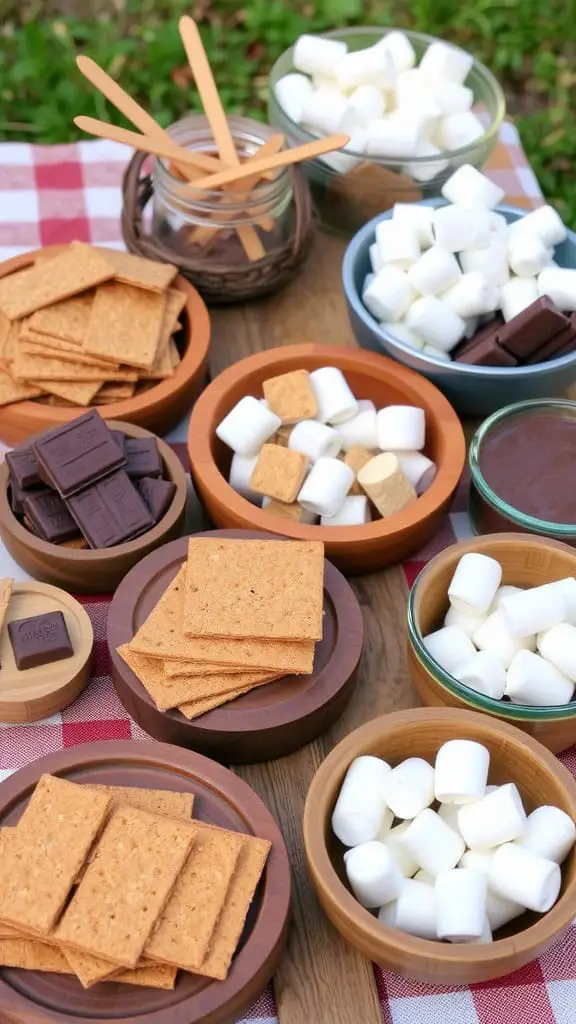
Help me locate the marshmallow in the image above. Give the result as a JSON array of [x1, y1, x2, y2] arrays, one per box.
[[298, 457, 354, 518], [441, 165, 505, 210], [381, 757, 435, 820], [379, 30, 416, 74], [332, 755, 391, 847], [335, 45, 394, 93], [489, 211, 508, 236], [413, 868, 435, 884], [337, 409, 378, 452], [369, 243, 383, 274], [473, 611, 535, 669], [382, 321, 425, 350], [378, 901, 398, 927], [424, 625, 476, 674], [453, 650, 507, 700], [363, 266, 416, 322], [508, 232, 551, 278], [345, 840, 404, 908], [406, 296, 466, 351], [434, 83, 474, 116], [389, 451, 436, 494], [485, 890, 525, 931], [321, 495, 370, 527], [423, 344, 451, 361], [293, 34, 348, 78], [432, 206, 491, 252], [301, 86, 349, 135], [274, 73, 314, 124], [394, 69, 430, 109], [552, 578, 576, 625], [434, 739, 490, 805], [366, 118, 419, 159], [458, 783, 527, 851], [420, 41, 473, 86], [309, 367, 358, 425], [319, 127, 368, 173], [362, 273, 375, 297], [216, 396, 281, 457], [448, 552, 502, 616], [505, 649, 574, 706], [492, 584, 523, 608], [407, 246, 461, 296], [441, 272, 499, 318], [229, 453, 262, 505], [463, 316, 479, 338], [376, 405, 425, 452], [376, 220, 420, 270], [435, 868, 487, 942], [393, 203, 435, 249], [444, 605, 488, 638], [460, 849, 494, 874], [404, 141, 448, 184], [460, 237, 510, 286], [438, 111, 485, 150], [489, 843, 561, 914], [518, 805, 576, 864], [356, 399, 376, 414], [375, 804, 395, 842], [288, 419, 342, 462], [510, 204, 567, 248], [384, 821, 419, 877], [537, 623, 576, 682], [537, 267, 576, 312], [475, 918, 493, 944], [500, 584, 566, 638], [438, 802, 463, 834], [341, 85, 385, 129], [399, 808, 465, 875], [500, 277, 539, 322], [394, 878, 438, 939]]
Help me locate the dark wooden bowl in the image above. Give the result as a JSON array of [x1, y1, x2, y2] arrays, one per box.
[[0, 247, 211, 447], [187, 343, 466, 575], [0, 739, 291, 1024], [108, 529, 364, 763], [0, 420, 187, 594]]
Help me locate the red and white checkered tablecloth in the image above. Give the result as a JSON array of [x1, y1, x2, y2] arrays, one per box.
[[0, 123, 575, 1024]]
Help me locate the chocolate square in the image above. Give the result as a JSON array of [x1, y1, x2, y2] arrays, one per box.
[[9, 478, 50, 518], [5, 445, 41, 490], [110, 430, 128, 453], [22, 490, 80, 544], [125, 438, 163, 479], [497, 297, 569, 357], [65, 470, 154, 548], [32, 410, 126, 497], [138, 476, 176, 523], [8, 610, 73, 670], [526, 322, 576, 364]]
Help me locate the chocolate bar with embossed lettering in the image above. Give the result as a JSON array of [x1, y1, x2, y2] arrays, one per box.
[[22, 490, 80, 544], [8, 610, 73, 670]]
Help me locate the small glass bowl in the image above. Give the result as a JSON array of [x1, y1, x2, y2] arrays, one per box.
[[268, 27, 506, 236]]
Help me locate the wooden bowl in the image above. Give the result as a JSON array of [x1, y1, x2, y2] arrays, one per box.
[[0, 247, 211, 447], [407, 533, 576, 753], [304, 706, 576, 985], [0, 739, 291, 1024], [0, 420, 187, 594], [187, 343, 466, 575]]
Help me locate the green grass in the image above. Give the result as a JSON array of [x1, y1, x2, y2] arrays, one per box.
[[0, 0, 574, 224]]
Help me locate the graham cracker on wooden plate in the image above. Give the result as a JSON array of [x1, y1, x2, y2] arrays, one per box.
[[84, 282, 166, 370], [115, 961, 178, 989], [86, 784, 194, 820], [0, 938, 72, 973], [27, 292, 94, 344], [177, 683, 257, 721], [0, 243, 114, 320], [61, 947, 120, 987]]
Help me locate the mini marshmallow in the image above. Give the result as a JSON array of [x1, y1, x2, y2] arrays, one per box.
[[460, 850, 494, 874], [441, 272, 499, 318], [293, 34, 348, 78], [384, 821, 419, 878], [435, 868, 487, 942], [500, 584, 566, 638], [413, 868, 435, 885], [229, 453, 262, 505], [453, 650, 507, 700], [473, 611, 536, 669], [366, 118, 420, 159], [537, 623, 576, 682], [376, 220, 420, 270], [345, 840, 404, 908], [407, 246, 461, 296], [297, 457, 354, 518], [444, 605, 488, 638], [381, 757, 435, 820], [510, 204, 567, 248], [441, 165, 505, 210], [537, 267, 576, 312], [216, 395, 281, 457], [377, 405, 425, 452], [448, 552, 502, 616], [518, 805, 576, 864], [438, 111, 485, 150], [458, 782, 527, 851], [309, 367, 358, 425], [406, 296, 466, 351], [551, 578, 576, 625], [432, 206, 491, 252], [274, 73, 314, 124], [341, 84, 385, 129], [485, 890, 525, 931], [382, 321, 425, 350], [301, 86, 348, 135], [399, 808, 465, 875], [288, 419, 342, 463], [321, 495, 370, 527], [423, 344, 452, 361], [369, 243, 383, 275], [508, 232, 551, 278], [434, 83, 474, 116], [394, 878, 437, 939], [505, 649, 574, 706], [404, 142, 448, 184], [434, 739, 490, 805], [338, 409, 379, 452], [393, 203, 435, 249], [424, 625, 476, 674], [460, 237, 510, 286], [332, 755, 391, 847], [335, 45, 394, 93], [363, 266, 416, 322], [489, 843, 561, 914], [379, 30, 416, 74], [420, 41, 474, 86], [500, 276, 539, 322], [389, 451, 436, 494]]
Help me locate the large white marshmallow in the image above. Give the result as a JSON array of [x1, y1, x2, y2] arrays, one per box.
[[366, 118, 420, 159], [441, 165, 505, 210], [489, 843, 561, 914], [332, 755, 391, 847], [381, 757, 435, 820], [460, 237, 510, 287], [319, 127, 368, 173], [297, 457, 354, 518], [537, 623, 576, 682], [369, 242, 383, 274], [321, 495, 370, 527], [288, 419, 342, 463], [458, 782, 527, 851], [337, 409, 378, 452], [404, 142, 448, 184], [500, 583, 567, 638], [376, 219, 421, 270], [505, 649, 574, 706], [384, 821, 419, 878], [398, 808, 465, 875], [508, 232, 552, 278], [216, 395, 281, 456], [448, 552, 503, 616], [441, 272, 499, 318], [393, 203, 435, 249], [341, 85, 385, 130], [301, 86, 348, 135], [472, 610, 536, 669], [500, 277, 539, 322], [420, 41, 473, 86], [518, 805, 576, 865], [274, 73, 314, 124], [293, 34, 348, 78], [434, 739, 490, 805], [423, 625, 476, 674], [379, 30, 416, 74], [438, 802, 462, 834], [394, 878, 438, 939], [538, 267, 576, 312], [229, 453, 262, 505], [435, 868, 487, 942], [363, 266, 416, 322], [460, 849, 494, 874], [382, 321, 425, 350], [485, 890, 525, 931], [345, 840, 404, 908], [423, 344, 452, 362], [438, 111, 485, 150], [390, 451, 436, 494], [406, 295, 466, 351], [432, 205, 491, 252], [550, 578, 576, 625], [492, 584, 524, 608], [309, 367, 358, 425], [444, 605, 489, 638], [335, 45, 394, 93], [376, 405, 425, 452], [413, 868, 435, 885], [434, 83, 474, 116], [453, 650, 507, 700], [407, 246, 461, 296], [510, 204, 567, 248]]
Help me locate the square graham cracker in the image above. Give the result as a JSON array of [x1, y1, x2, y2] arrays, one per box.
[[87, 785, 194, 820], [0, 367, 43, 406], [262, 498, 311, 522], [20, 337, 120, 371], [342, 445, 374, 496], [177, 684, 257, 720], [0, 938, 72, 973], [94, 248, 178, 292], [262, 369, 317, 424], [249, 444, 308, 504], [28, 292, 94, 344], [12, 350, 135, 383], [84, 282, 166, 370], [183, 538, 324, 641], [25, 377, 101, 406], [115, 962, 178, 988], [165, 659, 248, 679], [0, 244, 114, 320], [62, 947, 121, 987]]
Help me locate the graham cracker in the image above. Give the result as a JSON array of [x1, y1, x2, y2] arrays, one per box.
[[0, 312, 11, 364], [20, 337, 121, 371], [0, 320, 19, 365], [95, 247, 179, 292], [263, 498, 311, 522], [262, 369, 317, 424], [26, 376, 101, 406], [178, 684, 257, 720], [60, 536, 89, 549], [194, 834, 271, 981], [183, 538, 324, 641], [0, 367, 43, 406], [62, 947, 120, 987], [165, 659, 248, 678], [343, 445, 374, 496], [170, 339, 181, 369], [54, 806, 195, 968], [0, 775, 111, 935], [249, 444, 308, 504], [92, 381, 136, 403], [0, 243, 114, 320], [0, 938, 71, 973], [145, 823, 243, 971], [139, 340, 176, 381], [87, 785, 194, 820], [128, 566, 315, 673], [84, 282, 166, 369], [27, 292, 94, 344], [12, 350, 136, 382], [115, 962, 178, 988], [0, 578, 13, 635]]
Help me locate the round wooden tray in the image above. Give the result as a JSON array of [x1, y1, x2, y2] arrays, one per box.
[[0, 581, 93, 722], [0, 739, 291, 1024], [0, 421, 188, 594], [0, 247, 211, 448], [108, 530, 364, 763]]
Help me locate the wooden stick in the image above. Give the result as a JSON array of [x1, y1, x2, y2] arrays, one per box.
[[186, 134, 350, 191]]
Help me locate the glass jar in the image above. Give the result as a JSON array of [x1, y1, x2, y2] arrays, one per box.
[[468, 399, 576, 545], [152, 115, 294, 264]]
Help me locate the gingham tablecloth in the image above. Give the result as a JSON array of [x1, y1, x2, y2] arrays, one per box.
[[0, 123, 574, 1024]]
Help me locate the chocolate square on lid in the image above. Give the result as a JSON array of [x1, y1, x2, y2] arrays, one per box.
[[22, 490, 80, 544], [65, 469, 154, 548], [125, 437, 163, 479], [8, 610, 73, 670], [5, 444, 41, 490], [138, 476, 176, 523], [497, 297, 569, 357], [32, 410, 126, 497]]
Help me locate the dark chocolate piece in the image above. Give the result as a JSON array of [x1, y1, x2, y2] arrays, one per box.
[[5, 445, 41, 489], [138, 476, 176, 522], [65, 470, 154, 548], [22, 490, 80, 544], [9, 478, 50, 517], [32, 410, 126, 497], [8, 610, 73, 670], [456, 332, 517, 367], [526, 322, 576, 364], [110, 430, 128, 453], [125, 437, 162, 479], [497, 297, 569, 357]]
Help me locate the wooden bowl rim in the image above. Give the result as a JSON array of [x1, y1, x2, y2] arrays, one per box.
[[187, 343, 466, 544], [303, 706, 576, 967], [0, 246, 211, 425], [0, 420, 187, 564]]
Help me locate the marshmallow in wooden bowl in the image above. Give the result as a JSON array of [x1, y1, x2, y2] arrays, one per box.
[[331, 737, 576, 941], [215, 367, 437, 526]]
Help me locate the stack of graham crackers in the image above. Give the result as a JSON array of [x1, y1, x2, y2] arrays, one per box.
[[0, 241, 186, 408], [117, 537, 325, 720], [0, 774, 270, 990]]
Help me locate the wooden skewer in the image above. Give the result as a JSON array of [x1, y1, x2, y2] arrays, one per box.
[[186, 134, 351, 192]]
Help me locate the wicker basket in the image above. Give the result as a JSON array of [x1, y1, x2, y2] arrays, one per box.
[[121, 151, 317, 304]]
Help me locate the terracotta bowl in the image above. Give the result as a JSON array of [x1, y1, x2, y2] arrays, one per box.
[[0, 420, 187, 594], [407, 533, 576, 753], [187, 343, 466, 575], [0, 247, 211, 447], [304, 706, 576, 985]]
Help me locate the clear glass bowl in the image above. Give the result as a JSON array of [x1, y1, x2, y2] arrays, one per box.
[[268, 27, 506, 237]]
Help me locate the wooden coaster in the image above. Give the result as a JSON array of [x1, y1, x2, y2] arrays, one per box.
[[0, 582, 93, 723]]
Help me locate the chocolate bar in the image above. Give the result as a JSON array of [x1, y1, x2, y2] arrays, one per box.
[[497, 297, 569, 357], [138, 476, 176, 522], [526, 320, 576, 363], [454, 323, 517, 367], [125, 438, 162, 479], [32, 410, 126, 497], [8, 610, 73, 670], [9, 478, 49, 517], [5, 444, 41, 489], [22, 491, 80, 544], [66, 469, 154, 548], [110, 430, 128, 453]]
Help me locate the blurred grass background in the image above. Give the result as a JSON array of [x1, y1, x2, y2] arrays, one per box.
[[0, 0, 574, 224]]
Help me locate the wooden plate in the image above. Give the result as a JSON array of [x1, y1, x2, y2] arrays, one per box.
[[0, 581, 92, 722], [108, 530, 364, 763], [0, 247, 211, 448], [0, 420, 188, 594], [0, 739, 291, 1024]]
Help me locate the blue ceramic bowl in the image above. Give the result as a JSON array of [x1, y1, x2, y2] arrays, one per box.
[[342, 199, 576, 417]]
